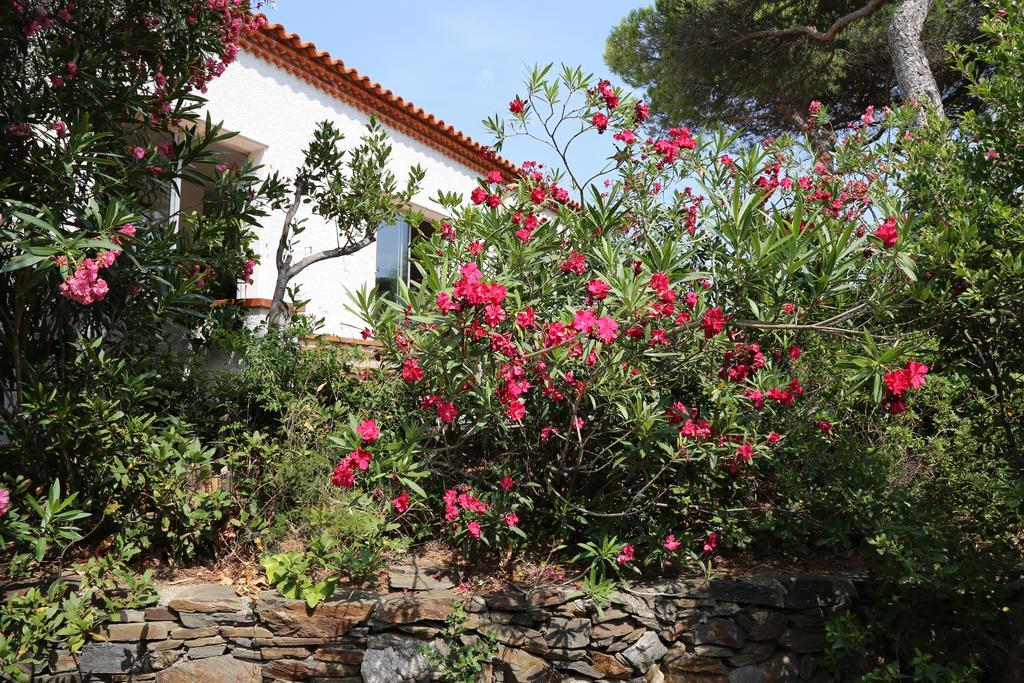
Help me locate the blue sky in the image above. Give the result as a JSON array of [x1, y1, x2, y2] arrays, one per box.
[[265, 1, 650, 185]]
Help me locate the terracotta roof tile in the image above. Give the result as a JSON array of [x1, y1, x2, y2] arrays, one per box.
[[240, 20, 519, 179]]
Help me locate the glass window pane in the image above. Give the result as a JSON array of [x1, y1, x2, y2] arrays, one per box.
[[376, 220, 409, 299]]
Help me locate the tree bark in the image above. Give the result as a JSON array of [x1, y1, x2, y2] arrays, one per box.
[[887, 0, 944, 125]]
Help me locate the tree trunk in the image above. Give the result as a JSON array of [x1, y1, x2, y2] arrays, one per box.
[[887, 0, 944, 125], [267, 268, 292, 327]]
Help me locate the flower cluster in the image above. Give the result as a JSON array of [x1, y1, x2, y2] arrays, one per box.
[[330, 419, 380, 488], [882, 361, 928, 414]]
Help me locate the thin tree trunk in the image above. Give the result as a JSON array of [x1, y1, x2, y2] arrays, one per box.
[[268, 182, 305, 327], [887, 0, 944, 125]]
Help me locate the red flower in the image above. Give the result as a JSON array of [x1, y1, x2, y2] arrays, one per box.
[[509, 97, 526, 114], [467, 521, 482, 539], [874, 217, 899, 248], [500, 475, 515, 492], [649, 272, 670, 292], [392, 492, 410, 514], [401, 358, 423, 383], [470, 187, 487, 205], [560, 251, 587, 275], [616, 544, 634, 564], [331, 461, 354, 488], [701, 307, 726, 338], [437, 401, 458, 424], [767, 432, 781, 444], [613, 128, 636, 144], [816, 420, 833, 433], [356, 419, 380, 443], [592, 112, 609, 133], [530, 187, 547, 204], [634, 101, 650, 124]]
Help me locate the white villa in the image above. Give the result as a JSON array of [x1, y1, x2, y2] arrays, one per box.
[[190, 20, 517, 339]]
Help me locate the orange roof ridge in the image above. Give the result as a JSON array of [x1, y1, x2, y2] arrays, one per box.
[[240, 19, 520, 179]]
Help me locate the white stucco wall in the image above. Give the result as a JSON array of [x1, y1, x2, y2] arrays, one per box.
[[199, 50, 482, 335]]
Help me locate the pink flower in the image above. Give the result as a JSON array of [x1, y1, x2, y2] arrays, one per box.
[[767, 432, 781, 444], [570, 417, 584, 430], [132, 146, 146, 160], [241, 258, 255, 284], [595, 316, 618, 343], [486, 169, 504, 184], [808, 100, 823, 116], [506, 400, 526, 421], [616, 544, 634, 564], [586, 279, 611, 299], [530, 187, 547, 204], [702, 532, 718, 553], [401, 358, 423, 383], [392, 492, 410, 514], [468, 240, 484, 255], [503, 512, 519, 528], [572, 309, 597, 332], [470, 187, 488, 205], [0, 488, 9, 516], [356, 419, 380, 443], [663, 534, 681, 551], [592, 112, 609, 133], [467, 521, 482, 539], [874, 217, 899, 249], [906, 361, 928, 389], [500, 476, 515, 492], [347, 449, 372, 471]]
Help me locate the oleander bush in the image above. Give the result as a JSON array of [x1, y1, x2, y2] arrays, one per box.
[[0, 0, 1021, 679]]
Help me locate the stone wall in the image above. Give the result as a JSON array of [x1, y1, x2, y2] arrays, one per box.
[[31, 570, 860, 682]]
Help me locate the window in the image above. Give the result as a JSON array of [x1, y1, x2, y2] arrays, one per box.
[[375, 219, 410, 299]]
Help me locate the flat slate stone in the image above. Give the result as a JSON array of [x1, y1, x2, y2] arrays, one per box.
[[155, 654, 260, 682], [100, 621, 176, 641], [361, 634, 435, 683], [78, 642, 144, 674], [387, 565, 456, 591], [166, 584, 242, 613], [373, 590, 453, 625], [257, 591, 376, 639], [186, 644, 226, 659], [708, 577, 787, 608], [621, 631, 668, 672]]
